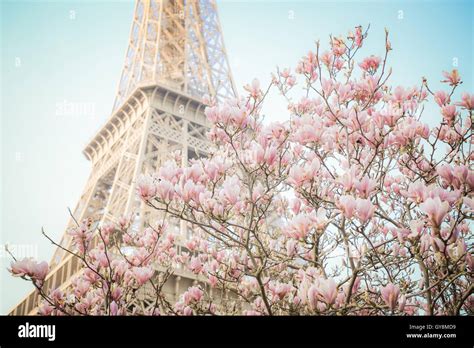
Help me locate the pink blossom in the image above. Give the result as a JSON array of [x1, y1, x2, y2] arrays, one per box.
[[354, 175, 377, 198], [251, 182, 265, 203], [307, 284, 319, 309], [463, 197, 474, 212], [208, 275, 218, 288], [331, 37, 346, 56], [437, 164, 454, 186], [434, 90, 449, 107], [189, 256, 203, 274], [181, 181, 204, 203], [288, 214, 313, 239], [288, 166, 306, 187], [183, 286, 204, 305], [158, 161, 181, 184], [132, 266, 154, 285], [318, 278, 338, 305], [355, 26, 363, 47], [457, 93, 474, 110], [38, 303, 54, 316], [338, 168, 358, 192], [286, 239, 298, 257], [73, 277, 91, 297], [441, 69, 461, 86], [321, 78, 334, 96], [358, 55, 381, 73], [337, 83, 354, 102], [219, 175, 241, 206], [205, 105, 219, 123], [184, 163, 204, 183], [355, 198, 375, 223], [398, 295, 407, 312], [404, 181, 429, 203], [441, 104, 457, 124], [269, 282, 292, 300], [9, 258, 49, 281], [380, 283, 400, 311], [244, 78, 261, 99], [110, 301, 118, 316], [338, 195, 357, 218], [419, 197, 450, 226], [137, 175, 157, 201], [155, 179, 174, 201]]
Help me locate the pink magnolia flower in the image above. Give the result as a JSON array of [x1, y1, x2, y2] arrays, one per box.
[[208, 275, 218, 288], [358, 55, 381, 73], [157, 161, 181, 184], [408, 220, 424, 238], [189, 256, 203, 274], [321, 78, 334, 96], [337, 83, 354, 102], [457, 93, 474, 110], [404, 181, 429, 203], [355, 26, 363, 47], [318, 278, 338, 305], [355, 198, 375, 223], [137, 175, 156, 201], [354, 175, 377, 198], [288, 214, 313, 239], [251, 182, 265, 203], [441, 69, 461, 86], [38, 303, 54, 316], [183, 306, 193, 316], [155, 179, 174, 201], [132, 266, 154, 285], [250, 142, 265, 164], [320, 51, 333, 67], [73, 277, 91, 298], [264, 144, 278, 166], [338, 167, 358, 191], [463, 197, 474, 213], [183, 286, 204, 305], [205, 105, 219, 123], [434, 90, 449, 107], [338, 195, 357, 219], [269, 282, 293, 300], [286, 239, 298, 257], [380, 283, 400, 311], [307, 284, 319, 309], [181, 181, 204, 203], [219, 175, 241, 206], [244, 78, 262, 99], [288, 166, 307, 187], [184, 163, 204, 183], [334, 59, 344, 71], [437, 164, 454, 186], [331, 37, 346, 56], [419, 197, 450, 227], [110, 301, 119, 316], [9, 258, 49, 281], [398, 295, 407, 312], [440, 104, 457, 124]]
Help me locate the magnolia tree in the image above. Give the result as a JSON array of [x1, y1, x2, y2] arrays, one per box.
[[9, 26, 473, 316]]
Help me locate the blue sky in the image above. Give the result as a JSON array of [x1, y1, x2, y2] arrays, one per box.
[[1, 0, 472, 313]]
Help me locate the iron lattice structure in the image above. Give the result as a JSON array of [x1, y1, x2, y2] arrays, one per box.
[[10, 0, 236, 315]]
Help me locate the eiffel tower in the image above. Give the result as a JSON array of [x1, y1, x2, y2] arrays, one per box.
[[10, 0, 236, 315]]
